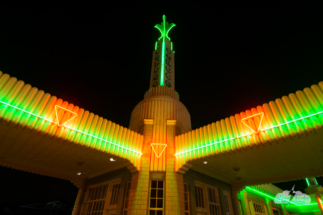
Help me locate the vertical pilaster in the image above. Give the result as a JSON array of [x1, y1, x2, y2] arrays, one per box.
[[165, 120, 184, 215], [281, 205, 289, 215], [240, 191, 251, 215], [128, 119, 153, 215], [72, 181, 86, 215], [231, 187, 242, 215], [265, 199, 273, 215]]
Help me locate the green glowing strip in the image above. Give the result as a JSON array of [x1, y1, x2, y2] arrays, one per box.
[[0, 100, 142, 155], [174, 110, 323, 156], [315, 177, 319, 185], [155, 42, 157, 50], [246, 186, 323, 207], [155, 26, 163, 40], [166, 25, 175, 40], [306, 178, 310, 186], [171, 42, 173, 50], [160, 19, 166, 86]]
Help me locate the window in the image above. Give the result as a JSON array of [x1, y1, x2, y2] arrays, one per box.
[[81, 184, 108, 215], [195, 186, 204, 208], [149, 180, 164, 215], [110, 183, 120, 205], [184, 183, 191, 215], [253, 203, 266, 215], [208, 187, 222, 215], [122, 182, 131, 215], [223, 191, 234, 215]]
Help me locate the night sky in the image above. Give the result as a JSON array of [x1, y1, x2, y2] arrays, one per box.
[[0, 1, 323, 209]]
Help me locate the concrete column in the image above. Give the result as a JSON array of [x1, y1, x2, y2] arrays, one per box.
[[265, 199, 273, 215], [281, 205, 289, 215], [231, 185, 244, 215], [72, 183, 86, 215], [165, 120, 185, 215], [127, 119, 153, 215], [240, 191, 251, 215]]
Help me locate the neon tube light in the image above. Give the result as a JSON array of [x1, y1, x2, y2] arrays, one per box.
[[241, 112, 264, 134], [154, 15, 175, 86], [0, 100, 142, 155], [55, 105, 77, 127], [306, 178, 310, 186], [151, 143, 167, 158], [174, 110, 323, 156], [245, 186, 322, 207], [155, 42, 157, 50]]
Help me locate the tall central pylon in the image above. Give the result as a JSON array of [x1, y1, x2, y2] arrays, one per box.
[[150, 15, 176, 89]]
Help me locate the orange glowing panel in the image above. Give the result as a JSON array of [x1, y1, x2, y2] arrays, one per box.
[[151, 143, 167, 158], [55, 105, 77, 127], [241, 112, 264, 134]]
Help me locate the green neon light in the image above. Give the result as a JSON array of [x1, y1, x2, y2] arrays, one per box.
[[306, 178, 310, 186], [245, 186, 323, 207], [171, 42, 173, 50], [155, 42, 157, 50], [174, 109, 323, 156], [154, 15, 175, 86], [315, 177, 319, 185], [0, 100, 142, 155]]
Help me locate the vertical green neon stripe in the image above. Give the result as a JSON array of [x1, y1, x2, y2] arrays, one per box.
[[160, 16, 166, 86], [171, 42, 173, 50], [306, 178, 310, 186], [155, 42, 157, 50]]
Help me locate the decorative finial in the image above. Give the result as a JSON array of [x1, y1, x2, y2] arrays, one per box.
[[155, 15, 176, 41]]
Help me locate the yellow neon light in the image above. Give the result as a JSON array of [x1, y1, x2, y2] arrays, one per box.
[[241, 112, 264, 134], [174, 109, 323, 156], [55, 105, 77, 127], [0, 100, 142, 155], [151, 143, 167, 158]]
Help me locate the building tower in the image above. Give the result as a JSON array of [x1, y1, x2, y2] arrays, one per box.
[[128, 15, 192, 215]]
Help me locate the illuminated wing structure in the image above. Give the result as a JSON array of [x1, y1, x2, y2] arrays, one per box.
[[0, 72, 143, 186]]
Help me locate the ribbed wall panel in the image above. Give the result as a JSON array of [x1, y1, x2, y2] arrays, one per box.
[[144, 86, 179, 100], [175, 81, 323, 172], [129, 96, 191, 135], [0, 73, 143, 171]]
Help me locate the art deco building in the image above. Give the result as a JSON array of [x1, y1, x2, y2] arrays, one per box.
[[0, 16, 322, 215]]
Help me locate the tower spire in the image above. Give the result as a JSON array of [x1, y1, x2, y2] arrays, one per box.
[[149, 15, 176, 89]]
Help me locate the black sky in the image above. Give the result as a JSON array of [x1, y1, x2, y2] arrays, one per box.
[[0, 1, 323, 208]]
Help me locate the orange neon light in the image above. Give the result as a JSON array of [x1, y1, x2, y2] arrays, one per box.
[[318, 197, 323, 211], [55, 105, 78, 127], [241, 112, 264, 134], [151, 143, 167, 158]]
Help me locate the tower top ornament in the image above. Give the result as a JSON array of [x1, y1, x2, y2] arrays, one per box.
[[155, 15, 176, 41]]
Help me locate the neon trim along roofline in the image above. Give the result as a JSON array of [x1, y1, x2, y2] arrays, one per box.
[[0, 100, 142, 155], [174, 109, 323, 156]]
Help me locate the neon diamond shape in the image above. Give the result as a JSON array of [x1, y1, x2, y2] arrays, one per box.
[[151, 143, 167, 158], [241, 112, 264, 134]]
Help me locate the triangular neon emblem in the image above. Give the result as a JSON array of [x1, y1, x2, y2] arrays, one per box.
[[55, 105, 77, 127], [241, 112, 264, 134], [151, 143, 167, 158]]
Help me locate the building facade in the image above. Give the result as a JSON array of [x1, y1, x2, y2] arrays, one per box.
[[0, 15, 322, 215]]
